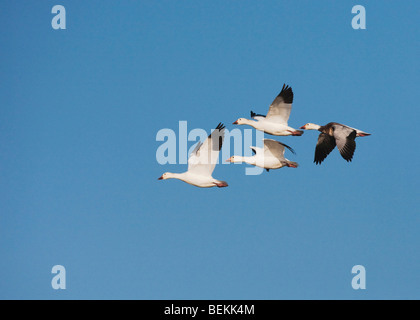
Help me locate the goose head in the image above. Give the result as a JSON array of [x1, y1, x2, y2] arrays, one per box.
[[233, 118, 247, 125], [226, 156, 242, 163], [300, 123, 321, 130], [158, 172, 172, 180]]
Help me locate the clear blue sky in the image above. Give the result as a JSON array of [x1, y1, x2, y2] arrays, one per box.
[[1, 0, 419, 299]]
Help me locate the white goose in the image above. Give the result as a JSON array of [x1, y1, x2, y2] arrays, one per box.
[[300, 122, 371, 165], [226, 139, 298, 172], [233, 84, 304, 136], [158, 123, 228, 188]]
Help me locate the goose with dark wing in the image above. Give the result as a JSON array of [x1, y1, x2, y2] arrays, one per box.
[[300, 122, 371, 165]]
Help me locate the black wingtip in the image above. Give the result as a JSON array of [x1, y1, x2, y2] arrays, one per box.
[[212, 123, 225, 152], [215, 122, 225, 131], [250, 111, 265, 119], [279, 141, 296, 155], [314, 155, 325, 165], [279, 83, 293, 104]]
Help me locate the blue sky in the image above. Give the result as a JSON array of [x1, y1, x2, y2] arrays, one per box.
[[0, 0, 419, 299]]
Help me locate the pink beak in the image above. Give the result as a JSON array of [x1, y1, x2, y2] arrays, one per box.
[[232, 121, 238, 125], [299, 125, 306, 129], [226, 157, 232, 162]]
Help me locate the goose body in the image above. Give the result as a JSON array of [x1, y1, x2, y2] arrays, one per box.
[[226, 139, 298, 171], [233, 84, 304, 136], [300, 122, 371, 165], [158, 123, 228, 188], [159, 172, 227, 188]]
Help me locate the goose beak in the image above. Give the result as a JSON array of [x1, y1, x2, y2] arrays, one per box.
[[232, 120, 238, 125], [226, 157, 232, 163], [158, 175, 163, 180], [299, 125, 306, 130]]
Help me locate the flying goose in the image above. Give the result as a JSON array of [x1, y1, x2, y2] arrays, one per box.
[[226, 139, 298, 172], [158, 123, 228, 188], [233, 84, 304, 136], [300, 122, 371, 165]]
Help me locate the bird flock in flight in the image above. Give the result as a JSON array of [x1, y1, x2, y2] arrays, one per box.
[[158, 84, 371, 188]]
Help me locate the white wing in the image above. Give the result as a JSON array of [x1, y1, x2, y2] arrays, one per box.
[[188, 123, 225, 177], [265, 84, 294, 125], [263, 139, 295, 160]]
